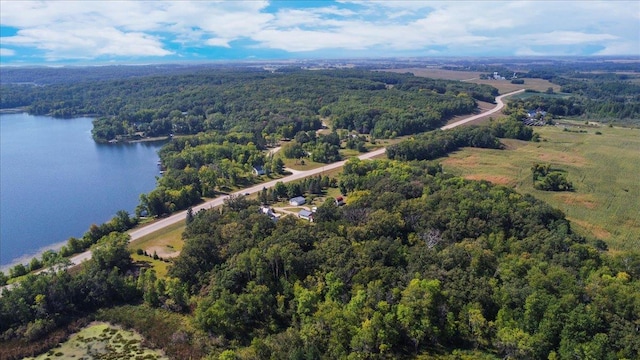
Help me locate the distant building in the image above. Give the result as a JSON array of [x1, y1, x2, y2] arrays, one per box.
[[298, 209, 314, 221], [493, 72, 506, 80], [335, 196, 345, 206], [524, 109, 548, 126], [289, 196, 306, 206]]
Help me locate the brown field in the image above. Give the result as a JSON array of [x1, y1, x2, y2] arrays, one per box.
[[129, 220, 185, 277], [464, 174, 513, 185], [568, 218, 612, 240], [384, 68, 484, 81], [440, 124, 640, 251], [383, 68, 561, 94], [554, 193, 598, 210]]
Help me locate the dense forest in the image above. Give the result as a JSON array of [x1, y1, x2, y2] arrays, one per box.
[[0, 68, 497, 141], [2, 158, 638, 359]]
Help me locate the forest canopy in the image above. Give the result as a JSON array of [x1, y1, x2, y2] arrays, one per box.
[[0, 68, 497, 142], [4, 159, 638, 359]]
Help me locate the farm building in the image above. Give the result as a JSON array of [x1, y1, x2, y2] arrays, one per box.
[[289, 196, 306, 206]]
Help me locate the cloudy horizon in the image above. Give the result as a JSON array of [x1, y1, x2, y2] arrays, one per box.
[[1, 0, 638, 65]]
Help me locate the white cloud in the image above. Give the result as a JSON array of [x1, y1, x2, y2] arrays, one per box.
[[2, 26, 172, 60], [515, 47, 548, 57], [596, 42, 640, 56], [206, 38, 232, 48], [0, 48, 16, 56], [0, 0, 637, 61]]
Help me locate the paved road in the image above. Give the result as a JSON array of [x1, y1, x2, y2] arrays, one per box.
[[10, 89, 525, 279], [441, 89, 524, 130]]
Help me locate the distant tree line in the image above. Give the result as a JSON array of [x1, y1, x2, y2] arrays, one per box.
[[516, 66, 640, 123], [386, 118, 534, 161], [0, 68, 497, 142]]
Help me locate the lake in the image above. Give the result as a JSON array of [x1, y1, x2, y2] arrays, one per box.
[[0, 113, 165, 271]]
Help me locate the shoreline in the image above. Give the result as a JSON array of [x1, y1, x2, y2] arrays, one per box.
[[0, 239, 69, 274], [0, 107, 29, 114]]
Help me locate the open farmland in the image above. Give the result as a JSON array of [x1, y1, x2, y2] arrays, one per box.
[[384, 68, 562, 93], [440, 122, 640, 252]]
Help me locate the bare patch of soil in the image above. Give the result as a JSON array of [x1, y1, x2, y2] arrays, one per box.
[[555, 193, 598, 210], [147, 246, 180, 259], [465, 174, 514, 186]]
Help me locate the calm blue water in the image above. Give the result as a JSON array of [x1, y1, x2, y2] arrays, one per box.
[[0, 113, 165, 270]]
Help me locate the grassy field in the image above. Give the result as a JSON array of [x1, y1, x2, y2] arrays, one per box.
[[129, 220, 185, 278], [440, 122, 640, 252], [23, 322, 167, 360]]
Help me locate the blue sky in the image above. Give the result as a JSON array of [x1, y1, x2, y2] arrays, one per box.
[[1, 0, 638, 65]]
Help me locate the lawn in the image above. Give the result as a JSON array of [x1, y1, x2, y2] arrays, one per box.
[[129, 220, 185, 278], [440, 122, 640, 252]]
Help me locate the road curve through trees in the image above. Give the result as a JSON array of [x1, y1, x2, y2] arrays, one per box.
[[19, 89, 527, 275]]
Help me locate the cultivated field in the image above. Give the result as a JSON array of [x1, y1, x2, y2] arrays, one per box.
[[384, 68, 562, 94], [440, 122, 640, 252]]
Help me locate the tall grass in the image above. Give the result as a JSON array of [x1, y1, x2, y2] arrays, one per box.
[[96, 305, 209, 360], [441, 123, 640, 251]]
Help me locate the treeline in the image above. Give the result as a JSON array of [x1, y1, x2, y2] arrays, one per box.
[[159, 158, 639, 359], [0, 68, 497, 141], [282, 131, 344, 163], [0, 210, 137, 285], [507, 90, 640, 122], [0, 64, 212, 85], [505, 95, 584, 118], [386, 118, 534, 161], [519, 66, 640, 123], [326, 91, 479, 138]]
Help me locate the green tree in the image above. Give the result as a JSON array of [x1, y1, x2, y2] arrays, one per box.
[[397, 278, 442, 352], [90, 232, 132, 271]]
